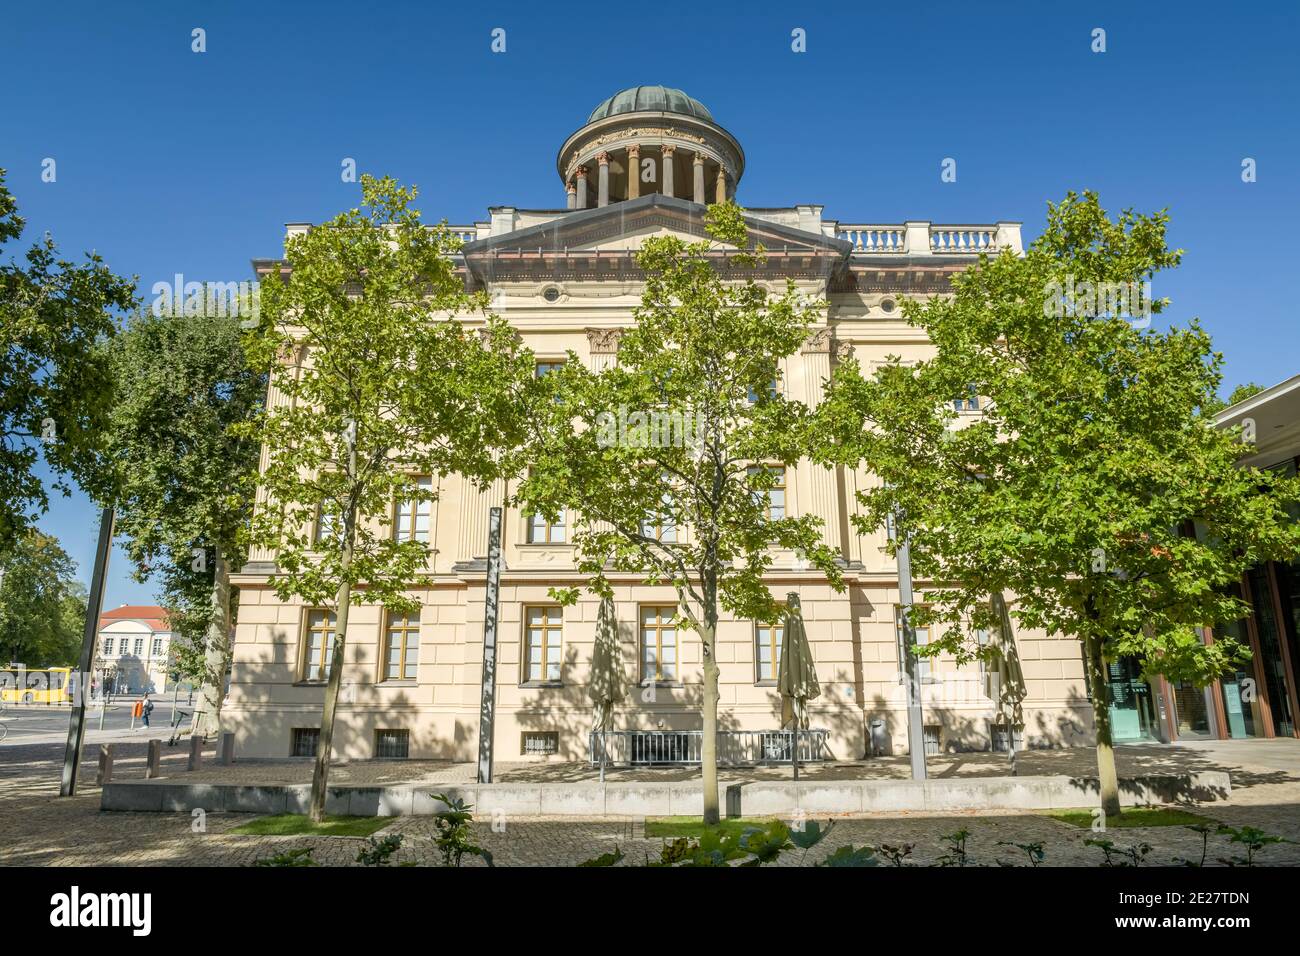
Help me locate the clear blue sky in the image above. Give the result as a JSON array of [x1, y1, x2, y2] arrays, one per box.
[[3, 0, 1298, 603]]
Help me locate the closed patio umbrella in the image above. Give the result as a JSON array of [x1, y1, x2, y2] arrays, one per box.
[[589, 597, 626, 783], [778, 592, 821, 781], [989, 592, 1026, 774]]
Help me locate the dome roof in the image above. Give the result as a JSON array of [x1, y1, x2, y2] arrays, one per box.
[[588, 86, 713, 123]]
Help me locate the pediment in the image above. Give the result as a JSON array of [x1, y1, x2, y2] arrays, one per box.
[[460, 194, 851, 284]]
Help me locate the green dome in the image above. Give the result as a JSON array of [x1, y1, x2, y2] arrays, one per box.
[[588, 86, 713, 123]]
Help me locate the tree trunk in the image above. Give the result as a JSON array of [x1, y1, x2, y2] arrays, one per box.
[[1083, 631, 1122, 819], [700, 624, 720, 825], [308, 574, 352, 823], [195, 550, 232, 739]]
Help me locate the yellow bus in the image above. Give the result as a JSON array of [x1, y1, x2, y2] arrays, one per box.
[[0, 666, 75, 705]]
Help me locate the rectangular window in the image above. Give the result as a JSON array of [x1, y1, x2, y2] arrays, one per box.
[[640, 492, 677, 543], [747, 377, 780, 403], [151, 638, 163, 657], [302, 609, 337, 682], [524, 606, 563, 682], [133, 638, 144, 656], [756, 622, 784, 682], [393, 475, 434, 543], [953, 386, 980, 411], [521, 731, 559, 756], [382, 610, 421, 681], [527, 508, 566, 544], [535, 360, 565, 378], [747, 465, 786, 520], [375, 729, 410, 759], [896, 617, 932, 683], [291, 727, 319, 757], [641, 606, 678, 682], [102, 638, 114, 655], [314, 501, 341, 546]]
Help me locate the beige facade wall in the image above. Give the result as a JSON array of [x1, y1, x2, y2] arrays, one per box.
[[226, 243, 1093, 761]]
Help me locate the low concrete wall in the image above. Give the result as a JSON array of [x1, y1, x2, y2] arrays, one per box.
[[100, 771, 1231, 816]]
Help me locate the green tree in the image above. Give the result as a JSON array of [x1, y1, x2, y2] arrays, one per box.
[[0, 168, 136, 557], [0, 529, 86, 666], [1225, 382, 1264, 407], [818, 192, 1300, 817], [92, 305, 266, 735], [519, 202, 842, 824], [244, 175, 528, 821]]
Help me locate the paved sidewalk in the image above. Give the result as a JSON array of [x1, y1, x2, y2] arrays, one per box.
[[2, 738, 1298, 866]]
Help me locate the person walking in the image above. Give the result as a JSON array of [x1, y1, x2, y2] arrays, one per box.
[[141, 695, 154, 729]]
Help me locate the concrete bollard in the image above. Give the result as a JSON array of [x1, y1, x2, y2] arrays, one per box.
[[146, 739, 162, 779], [96, 744, 115, 785], [219, 732, 235, 765], [187, 734, 203, 771]]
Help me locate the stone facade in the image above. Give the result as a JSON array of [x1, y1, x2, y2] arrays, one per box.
[[225, 88, 1093, 762]]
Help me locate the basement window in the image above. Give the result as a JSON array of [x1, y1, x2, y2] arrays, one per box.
[[521, 731, 559, 756], [375, 729, 410, 759], [291, 727, 320, 758]]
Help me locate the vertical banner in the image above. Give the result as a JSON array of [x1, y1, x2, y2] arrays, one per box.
[[476, 507, 503, 784], [60, 505, 115, 797]]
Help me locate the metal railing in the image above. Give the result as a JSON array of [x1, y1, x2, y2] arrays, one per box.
[[589, 729, 828, 767]]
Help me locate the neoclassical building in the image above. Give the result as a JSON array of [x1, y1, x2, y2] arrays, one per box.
[[226, 86, 1105, 764]]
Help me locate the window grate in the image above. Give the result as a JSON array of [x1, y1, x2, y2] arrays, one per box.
[[375, 729, 410, 759], [522, 731, 559, 756], [923, 725, 942, 755], [291, 727, 319, 758]]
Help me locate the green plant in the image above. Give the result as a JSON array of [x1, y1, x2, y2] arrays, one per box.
[[252, 847, 317, 867], [1085, 837, 1152, 867], [429, 793, 494, 868], [356, 833, 404, 866], [1173, 824, 1214, 867], [817, 845, 879, 868], [995, 840, 1046, 867], [1215, 825, 1290, 867], [873, 843, 915, 867], [578, 847, 625, 868], [936, 828, 972, 867]]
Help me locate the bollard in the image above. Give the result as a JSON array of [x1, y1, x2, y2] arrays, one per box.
[[146, 739, 162, 778], [219, 732, 235, 765], [96, 744, 115, 785], [187, 734, 203, 771]]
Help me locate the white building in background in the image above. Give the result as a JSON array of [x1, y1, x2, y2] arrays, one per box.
[[225, 85, 1081, 764], [96, 605, 174, 695]]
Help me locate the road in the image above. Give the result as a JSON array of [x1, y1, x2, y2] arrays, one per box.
[[0, 700, 196, 746]]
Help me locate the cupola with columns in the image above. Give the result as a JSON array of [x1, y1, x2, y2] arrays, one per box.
[[557, 85, 745, 209]]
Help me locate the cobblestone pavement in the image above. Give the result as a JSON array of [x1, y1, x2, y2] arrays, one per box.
[[2, 737, 1299, 866]]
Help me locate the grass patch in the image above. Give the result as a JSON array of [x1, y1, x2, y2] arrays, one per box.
[[644, 816, 777, 839], [231, 814, 392, 837], [1045, 806, 1217, 829]]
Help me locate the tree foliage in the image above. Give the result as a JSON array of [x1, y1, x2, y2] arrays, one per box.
[[519, 202, 843, 822], [243, 175, 530, 818], [0, 168, 136, 557], [817, 191, 1300, 811], [0, 528, 86, 666]]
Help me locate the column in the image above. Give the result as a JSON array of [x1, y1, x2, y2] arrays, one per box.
[[693, 153, 705, 204], [586, 328, 622, 371], [597, 152, 610, 207], [661, 145, 675, 198], [575, 167, 588, 208], [626, 144, 640, 200], [456, 477, 507, 563], [566, 181, 576, 209], [800, 328, 843, 557], [715, 166, 727, 204]]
